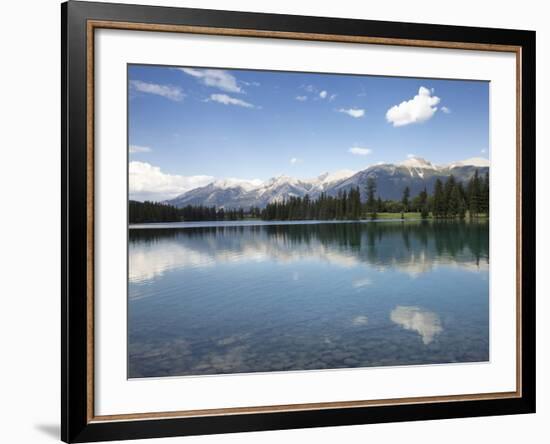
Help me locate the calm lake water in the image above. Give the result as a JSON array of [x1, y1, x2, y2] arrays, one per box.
[[128, 220, 489, 378]]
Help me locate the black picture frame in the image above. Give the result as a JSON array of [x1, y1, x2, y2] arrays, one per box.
[[62, 1, 536, 442]]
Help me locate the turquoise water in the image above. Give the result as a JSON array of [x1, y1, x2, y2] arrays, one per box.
[[128, 220, 489, 378]]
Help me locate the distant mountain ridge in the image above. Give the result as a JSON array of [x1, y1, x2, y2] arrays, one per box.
[[166, 157, 489, 209]]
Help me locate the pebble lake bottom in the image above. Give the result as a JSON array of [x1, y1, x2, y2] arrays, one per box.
[[128, 220, 489, 378]]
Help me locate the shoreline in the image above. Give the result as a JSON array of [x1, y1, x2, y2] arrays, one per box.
[[129, 216, 488, 230]]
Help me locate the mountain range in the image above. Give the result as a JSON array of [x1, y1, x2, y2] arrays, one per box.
[[166, 157, 489, 209]]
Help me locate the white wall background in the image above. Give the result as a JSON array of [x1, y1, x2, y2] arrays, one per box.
[[0, 0, 546, 443]]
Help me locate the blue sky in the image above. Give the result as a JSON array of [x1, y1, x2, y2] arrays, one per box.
[[128, 64, 489, 201]]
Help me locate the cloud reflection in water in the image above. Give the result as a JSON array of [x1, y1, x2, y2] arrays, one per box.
[[128, 221, 489, 377], [390, 306, 443, 345]]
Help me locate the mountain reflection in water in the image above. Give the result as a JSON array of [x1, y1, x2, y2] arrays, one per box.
[[129, 220, 489, 378]]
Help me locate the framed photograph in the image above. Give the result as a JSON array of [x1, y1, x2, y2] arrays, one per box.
[[62, 1, 536, 442]]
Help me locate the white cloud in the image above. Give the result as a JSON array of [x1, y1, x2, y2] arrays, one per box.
[[386, 86, 441, 127], [300, 84, 334, 100], [441, 106, 451, 114], [129, 145, 152, 154], [338, 108, 365, 118], [349, 147, 372, 156], [481, 148, 487, 154], [130, 80, 184, 102], [208, 94, 256, 108], [241, 80, 260, 87], [295, 95, 308, 101], [129, 161, 214, 201], [407, 153, 416, 158], [178, 68, 242, 93], [289, 157, 303, 165]]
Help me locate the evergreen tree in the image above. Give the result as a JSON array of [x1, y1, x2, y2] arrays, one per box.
[[411, 187, 427, 212], [129, 200, 180, 223], [401, 186, 410, 212], [448, 184, 461, 217], [422, 187, 428, 207], [421, 205, 430, 219], [335, 191, 343, 219], [443, 175, 457, 217], [480, 171, 489, 215], [468, 170, 482, 217], [456, 182, 466, 207], [303, 194, 311, 219], [457, 192, 466, 219], [433, 178, 445, 218], [341, 190, 348, 219], [349, 187, 361, 219], [355, 187, 361, 219], [365, 177, 377, 219]]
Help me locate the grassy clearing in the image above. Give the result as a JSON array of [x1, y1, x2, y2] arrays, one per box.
[[362, 212, 489, 220], [365, 212, 422, 220]]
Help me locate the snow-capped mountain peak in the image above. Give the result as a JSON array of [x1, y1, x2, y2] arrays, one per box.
[[213, 177, 263, 191], [399, 156, 437, 170], [448, 157, 490, 169], [317, 169, 356, 184], [264, 175, 299, 188], [165, 156, 489, 209]]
